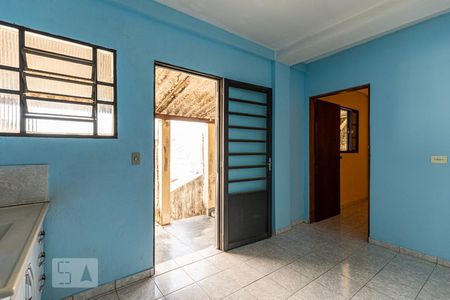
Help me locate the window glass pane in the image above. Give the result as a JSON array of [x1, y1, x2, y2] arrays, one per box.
[[229, 87, 266, 104], [26, 118, 93, 135], [229, 179, 266, 194], [229, 155, 266, 168], [351, 111, 358, 126], [27, 99, 92, 118], [228, 168, 266, 181], [25, 92, 93, 104], [97, 104, 114, 136], [97, 50, 114, 83], [340, 109, 349, 151], [0, 69, 19, 91], [25, 52, 92, 79], [228, 128, 266, 140], [351, 137, 358, 150], [229, 101, 266, 116], [25, 31, 93, 60], [0, 93, 20, 133], [97, 85, 114, 102], [229, 142, 266, 153], [25, 75, 93, 98], [0, 25, 19, 67], [228, 115, 266, 128]]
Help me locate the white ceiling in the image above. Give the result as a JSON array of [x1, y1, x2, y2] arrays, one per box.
[[156, 0, 450, 65]]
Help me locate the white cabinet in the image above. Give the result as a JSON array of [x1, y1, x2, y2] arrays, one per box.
[[9, 225, 45, 300]]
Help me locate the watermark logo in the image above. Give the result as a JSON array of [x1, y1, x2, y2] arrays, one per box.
[[52, 258, 98, 288]]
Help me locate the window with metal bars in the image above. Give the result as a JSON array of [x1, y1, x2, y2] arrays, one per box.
[[340, 107, 358, 153], [0, 21, 116, 137]]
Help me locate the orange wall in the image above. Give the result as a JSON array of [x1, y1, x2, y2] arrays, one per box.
[[321, 90, 369, 207]]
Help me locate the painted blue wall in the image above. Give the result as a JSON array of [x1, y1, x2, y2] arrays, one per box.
[[0, 1, 279, 299], [7, 0, 450, 298], [272, 62, 292, 231], [272, 64, 307, 231], [289, 68, 307, 224], [305, 12, 450, 261]]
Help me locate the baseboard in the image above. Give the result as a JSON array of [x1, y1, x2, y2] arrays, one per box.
[[369, 238, 450, 267], [274, 219, 306, 235], [68, 267, 154, 299], [291, 219, 306, 226]]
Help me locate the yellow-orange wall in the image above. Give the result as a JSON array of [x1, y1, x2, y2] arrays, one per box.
[[320, 90, 369, 207]]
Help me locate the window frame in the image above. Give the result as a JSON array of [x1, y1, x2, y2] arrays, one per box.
[[339, 106, 359, 153], [0, 20, 117, 138]]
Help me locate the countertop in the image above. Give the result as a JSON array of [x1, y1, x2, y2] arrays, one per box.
[[0, 202, 49, 298]]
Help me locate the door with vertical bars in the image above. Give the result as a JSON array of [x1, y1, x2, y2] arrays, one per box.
[[220, 79, 272, 251]]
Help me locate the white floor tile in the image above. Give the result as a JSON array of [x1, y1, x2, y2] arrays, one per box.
[[351, 287, 394, 300], [198, 272, 241, 299], [155, 259, 180, 276], [183, 259, 221, 281], [165, 283, 210, 300], [117, 278, 163, 300], [289, 281, 346, 300], [315, 270, 364, 298], [244, 277, 292, 300], [268, 266, 312, 293], [154, 268, 194, 295], [224, 289, 257, 300], [366, 254, 435, 299]]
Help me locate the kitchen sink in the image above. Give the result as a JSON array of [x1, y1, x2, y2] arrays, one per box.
[[0, 223, 12, 241]]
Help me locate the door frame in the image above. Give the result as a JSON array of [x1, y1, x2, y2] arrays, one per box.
[[309, 84, 371, 237], [152, 61, 223, 268]]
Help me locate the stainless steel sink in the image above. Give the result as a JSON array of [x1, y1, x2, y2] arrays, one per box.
[[0, 223, 12, 240]]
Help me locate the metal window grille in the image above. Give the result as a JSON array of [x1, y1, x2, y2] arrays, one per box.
[[0, 21, 117, 138]]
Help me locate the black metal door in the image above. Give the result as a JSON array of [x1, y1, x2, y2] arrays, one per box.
[[220, 79, 272, 251]]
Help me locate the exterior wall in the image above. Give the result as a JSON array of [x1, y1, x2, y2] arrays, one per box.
[[154, 121, 215, 222], [170, 175, 206, 220], [320, 91, 369, 207]]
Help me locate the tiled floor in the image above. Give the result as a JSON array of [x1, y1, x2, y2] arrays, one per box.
[[155, 215, 216, 264], [98, 200, 450, 299]]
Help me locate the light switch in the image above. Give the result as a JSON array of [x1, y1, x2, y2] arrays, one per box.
[[131, 152, 141, 165], [431, 155, 448, 164]]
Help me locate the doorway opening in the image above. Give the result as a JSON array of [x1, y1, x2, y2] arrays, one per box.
[[309, 85, 370, 239], [153, 63, 220, 265]]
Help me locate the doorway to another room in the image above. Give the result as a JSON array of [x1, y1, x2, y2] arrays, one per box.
[[153, 63, 220, 265], [310, 85, 370, 239]]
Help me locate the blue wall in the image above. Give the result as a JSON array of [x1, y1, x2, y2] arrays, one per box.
[[272, 62, 291, 231], [272, 63, 307, 231], [289, 67, 307, 224], [306, 12, 450, 261], [7, 0, 450, 298], [0, 1, 290, 299]]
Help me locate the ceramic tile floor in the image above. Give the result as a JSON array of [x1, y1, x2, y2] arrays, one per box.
[[155, 215, 216, 264], [96, 201, 450, 299]]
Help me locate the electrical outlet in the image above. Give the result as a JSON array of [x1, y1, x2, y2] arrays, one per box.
[[431, 155, 448, 164], [131, 152, 141, 165]]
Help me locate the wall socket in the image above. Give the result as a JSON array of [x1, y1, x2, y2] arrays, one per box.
[[131, 152, 141, 165], [431, 155, 448, 164]]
